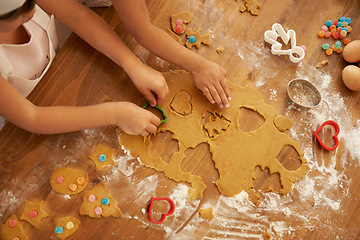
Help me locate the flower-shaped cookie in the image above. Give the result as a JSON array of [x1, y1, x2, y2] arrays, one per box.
[[20, 200, 49, 228]]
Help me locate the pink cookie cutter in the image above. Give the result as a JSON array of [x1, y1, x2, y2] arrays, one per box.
[[314, 120, 340, 151], [148, 197, 175, 224], [264, 23, 305, 63]]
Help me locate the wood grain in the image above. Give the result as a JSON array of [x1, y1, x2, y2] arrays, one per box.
[[1, 0, 360, 239]]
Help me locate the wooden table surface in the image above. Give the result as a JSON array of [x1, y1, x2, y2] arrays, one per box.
[[1, 0, 360, 239]]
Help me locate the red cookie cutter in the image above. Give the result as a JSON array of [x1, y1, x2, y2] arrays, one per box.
[[148, 197, 175, 224], [314, 120, 340, 151]]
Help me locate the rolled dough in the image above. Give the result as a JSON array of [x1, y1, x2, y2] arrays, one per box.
[[119, 70, 310, 206]]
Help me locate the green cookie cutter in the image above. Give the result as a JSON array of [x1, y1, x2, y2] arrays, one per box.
[[141, 102, 168, 124]]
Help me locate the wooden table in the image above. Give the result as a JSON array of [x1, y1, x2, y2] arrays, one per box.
[[1, 0, 360, 239]]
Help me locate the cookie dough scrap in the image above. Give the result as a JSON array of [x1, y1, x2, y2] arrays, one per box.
[[166, 28, 183, 45], [199, 207, 214, 220], [0, 215, 28, 240], [79, 182, 123, 218], [170, 11, 193, 34], [88, 143, 116, 171], [239, 0, 261, 16], [54, 216, 80, 240], [120, 70, 310, 206], [20, 200, 49, 229], [50, 167, 89, 195], [273, 115, 293, 132], [185, 28, 211, 49]]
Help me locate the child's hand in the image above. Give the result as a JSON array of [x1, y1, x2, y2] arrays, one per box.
[[115, 102, 160, 137], [129, 64, 169, 107], [191, 60, 231, 109]]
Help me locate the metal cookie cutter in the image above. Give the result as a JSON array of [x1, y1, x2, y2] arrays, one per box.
[[264, 23, 305, 63], [286, 79, 321, 109]]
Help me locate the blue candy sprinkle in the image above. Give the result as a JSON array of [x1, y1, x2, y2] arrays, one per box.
[[102, 197, 110, 205], [336, 22, 343, 28], [339, 16, 346, 22], [346, 17, 351, 24], [189, 36, 196, 43], [55, 226, 64, 234], [98, 154, 106, 162], [342, 27, 348, 32], [325, 20, 332, 27]]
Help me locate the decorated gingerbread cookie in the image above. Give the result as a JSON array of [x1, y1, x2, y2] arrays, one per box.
[[0, 215, 28, 240], [88, 143, 116, 171], [50, 167, 89, 195], [54, 216, 80, 240], [185, 28, 211, 49], [170, 11, 193, 34], [79, 182, 123, 218], [19, 200, 49, 229]]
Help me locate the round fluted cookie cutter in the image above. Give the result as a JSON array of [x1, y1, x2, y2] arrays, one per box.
[[286, 79, 321, 109]]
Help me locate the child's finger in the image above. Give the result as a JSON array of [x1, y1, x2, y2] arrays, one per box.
[[209, 86, 223, 108], [202, 87, 216, 105], [155, 84, 169, 105], [143, 91, 157, 107], [214, 82, 230, 108]]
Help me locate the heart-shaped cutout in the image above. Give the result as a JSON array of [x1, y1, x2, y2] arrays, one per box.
[[148, 197, 175, 224], [170, 90, 192, 116], [314, 120, 340, 151]]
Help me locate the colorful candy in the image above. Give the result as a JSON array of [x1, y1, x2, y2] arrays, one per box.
[[343, 38, 351, 45], [318, 30, 325, 37], [325, 20, 332, 27], [334, 41, 341, 49], [322, 43, 330, 50], [325, 48, 333, 56]]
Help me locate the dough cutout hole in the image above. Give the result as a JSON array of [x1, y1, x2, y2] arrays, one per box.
[[150, 130, 179, 163], [170, 90, 193, 116], [276, 145, 302, 171], [181, 143, 220, 186], [237, 107, 265, 132], [252, 166, 282, 193], [202, 111, 231, 138]]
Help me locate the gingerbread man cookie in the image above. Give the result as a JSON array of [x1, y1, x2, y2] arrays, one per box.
[[88, 143, 116, 171], [170, 11, 193, 34], [20, 200, 49, 229], [185, 28, 211, 49], [50, 167, 89, 195], [239, 0, 261, 16], [0, 215, 28, 240], [54, 216, 80, 240], [79, 182, 123, 218]]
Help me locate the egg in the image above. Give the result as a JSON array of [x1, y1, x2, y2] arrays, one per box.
[[343, 40, 360, 63], [342, 65, 360, 91]]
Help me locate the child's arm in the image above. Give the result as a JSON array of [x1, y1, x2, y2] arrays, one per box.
[[37, 0, 168, 107], [0, 76, 160, 135], [111, 0, 231, 108]]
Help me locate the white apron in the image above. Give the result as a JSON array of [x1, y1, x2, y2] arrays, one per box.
[[0, 5, 58, 128]]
